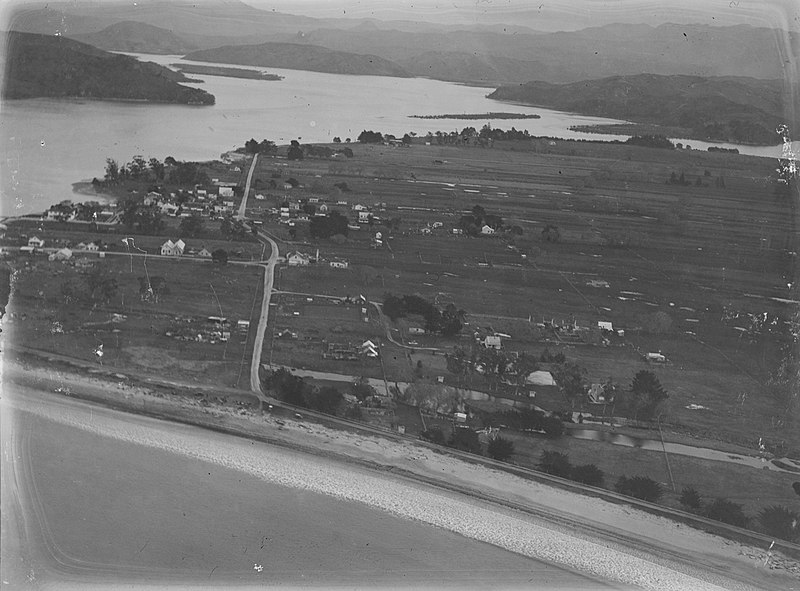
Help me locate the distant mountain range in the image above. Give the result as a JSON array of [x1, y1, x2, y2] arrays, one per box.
[[489, 74, 790, 145], [2, 32, 215, 105], [8, 2, 795, 85], [183, 42, 411, 77]]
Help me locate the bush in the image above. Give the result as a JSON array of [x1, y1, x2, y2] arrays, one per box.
[[704, 498, 749, 528], [758, 505, 799, 541], [538, 451, 571, 478], [487, 436, 514, 462], [449, 427, 482, 455], [570, 464, 604, 487], [421, 426, 445, 445], [679, 486, 702, 510], [615, 476, 663, 502]]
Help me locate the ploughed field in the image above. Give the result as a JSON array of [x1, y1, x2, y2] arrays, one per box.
[[254, 139, 797, 452]]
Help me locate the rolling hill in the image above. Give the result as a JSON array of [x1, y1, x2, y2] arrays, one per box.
[[488, 74, 789, 145], [2, 32, 215, 105], [183, 42, 411, 78], [71, 21, 198, 55]]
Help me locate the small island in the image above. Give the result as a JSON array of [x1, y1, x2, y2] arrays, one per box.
[[410, 112, 540, 120], [174, 63, 284, 81]]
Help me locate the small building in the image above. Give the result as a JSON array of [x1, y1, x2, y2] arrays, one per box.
[[598, 321, 614, 332], [286, 251, 310, 266], [408, 327, 425, 335], [587, 383, 614, 404], [480, 224, 495, 235], [318, 204, 329, 213], [358, 211, 370, 223], [526, 370, 556, 386], [197, 247, 212, 258], [646, 352, 667, 363], [84, 241, 100, 252], [483, 335, 502, 349], [218, 187, 234, 198], [161, 239, 186, 256], [27, 236, 45, 248], [48, 247, 73, 261], [237, 320, 250, 332], [255, 194, 266, 201], [329, 259, 349, 269], [361, 340, 379, 358]]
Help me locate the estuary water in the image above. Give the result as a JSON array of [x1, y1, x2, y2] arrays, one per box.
[[0, 53, 790, 216]]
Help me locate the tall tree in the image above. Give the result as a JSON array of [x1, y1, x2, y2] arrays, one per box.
[[623, 370, 668, 420]]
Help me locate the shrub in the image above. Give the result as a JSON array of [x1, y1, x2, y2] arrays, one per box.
[[421, 426, 445, 445], [704, 498, 749, 528], [539, 451, 571, 478], [758, 505, 799, 541], [487, 436, 515, 462], [615, 476, 663, 502], [570, 464, 604, 487], [679, 486, 702, 510], [449, 427, 482, 455]]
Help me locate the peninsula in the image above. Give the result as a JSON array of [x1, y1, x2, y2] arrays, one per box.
[[2, 31, 215, 105]]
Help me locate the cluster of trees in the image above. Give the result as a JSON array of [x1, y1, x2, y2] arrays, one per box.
[[119, 196, 164, 235], [102, 155, 208, 188], [219, 216, 249, 241], [459, 204, 503, 236], [264, 368, 344, 415], [383, 293, 466, 336], [624, 135, 675, 149], [60, 266, 118, 306], [446, 346, 538, 393], [309, 211, 349, 239], [680, 486, 799, 540], [538, 451, 605, 487], [244, 138, 276, 154], [419, 426, 516, 462], [698, 120, 775, 146], [357, 130, 385, 144]]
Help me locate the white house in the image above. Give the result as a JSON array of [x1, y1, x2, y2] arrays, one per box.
[[218, 187, 234, 198], [358, 211, 370, 223], [161, 239, 186, 256], [483, 335, 502, 349], [48, 247, 73, 261], [159, 203, 179, 216], [330, 259, 349, 269], [27, 236, 45, 248], [286, 251, 310, 266], [318, 204, 329, 213], [361, 340, 379, 358], [480, 224, 495, 235], [255, 194, 266, 201], [197, 247, 212, 258], [598, 321, 614, 332], [353, 204, 367, 211], [84, 241, 100, 252]]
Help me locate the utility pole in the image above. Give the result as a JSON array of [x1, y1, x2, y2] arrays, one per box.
[[657, 414, 676, 492]]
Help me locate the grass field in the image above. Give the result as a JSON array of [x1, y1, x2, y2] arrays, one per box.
[[8, 254, 262, 388]]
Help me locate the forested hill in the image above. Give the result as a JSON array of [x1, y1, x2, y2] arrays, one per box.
[[183, 42, 411, 78], [71, 21, 198, 55], [2, 32, 215, 105], [488, 74, 788, 145]]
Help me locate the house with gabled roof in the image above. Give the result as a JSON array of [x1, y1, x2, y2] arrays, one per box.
[[27, 236, 45, 248], [161, 239, 186, 256], [286, 251, 310, 266]]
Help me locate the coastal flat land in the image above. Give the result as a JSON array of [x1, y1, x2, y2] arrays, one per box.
[[250, 139, 797, 454]]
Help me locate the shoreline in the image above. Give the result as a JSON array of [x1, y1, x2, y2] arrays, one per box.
[[5, 350, 800, 585]]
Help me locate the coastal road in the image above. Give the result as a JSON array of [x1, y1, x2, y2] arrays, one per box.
[[236, 153, 258, 220]]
